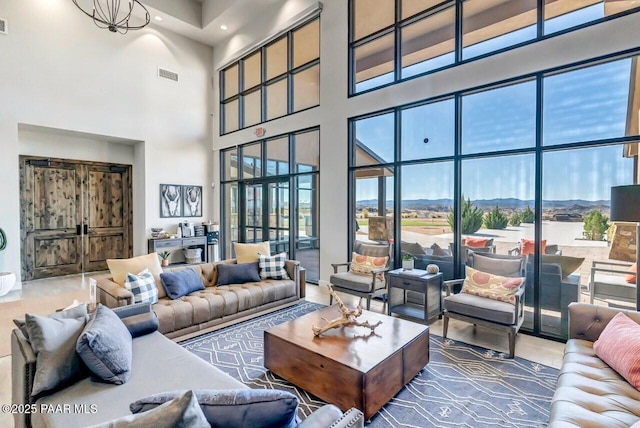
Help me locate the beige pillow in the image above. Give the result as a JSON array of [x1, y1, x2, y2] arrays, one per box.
[[461, 266, 524, 305], [233, 242, 271, 264], [106, 253, 165, 299]]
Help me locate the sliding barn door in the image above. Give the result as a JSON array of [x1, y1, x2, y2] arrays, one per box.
[[20, 157, 132, 280]]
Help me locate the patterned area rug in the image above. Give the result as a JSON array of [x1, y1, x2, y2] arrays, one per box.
[[180, 302, 558, 427]]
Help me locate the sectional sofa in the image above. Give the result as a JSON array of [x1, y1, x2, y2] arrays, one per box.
[[12, 303, 364, 428], [96, 258, 301, 338]]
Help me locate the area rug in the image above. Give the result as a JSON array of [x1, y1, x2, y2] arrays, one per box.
[[180, 302, 558, 427]]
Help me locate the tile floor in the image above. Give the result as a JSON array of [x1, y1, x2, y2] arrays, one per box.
[[0, 274, 566, 428]]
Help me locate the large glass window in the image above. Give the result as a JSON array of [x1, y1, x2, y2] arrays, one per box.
[[221, 128, 321, 282], [220, 17, 320, 134], [350, 52, 640, 340], [349, 0, 640, 94]]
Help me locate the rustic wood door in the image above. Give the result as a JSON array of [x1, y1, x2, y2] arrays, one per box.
[[20, 157, 132, 280]]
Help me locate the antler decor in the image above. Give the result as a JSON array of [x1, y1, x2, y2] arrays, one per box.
[[312, 283, 382, 336]]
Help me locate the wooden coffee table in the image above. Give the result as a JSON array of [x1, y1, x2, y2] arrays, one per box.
[[264, 305, 429, 420]]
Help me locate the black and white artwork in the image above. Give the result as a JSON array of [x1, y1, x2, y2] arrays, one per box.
[[160, 184, 182, 218], [183, 185, 202, 217]]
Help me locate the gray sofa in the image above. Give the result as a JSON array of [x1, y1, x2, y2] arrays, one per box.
[[97, 259, 301, 338], [12, 303, 364, 428], [549, 303, 640, 427]]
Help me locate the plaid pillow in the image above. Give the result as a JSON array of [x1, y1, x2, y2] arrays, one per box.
[[258, 252, 290, 280], [124, 269, 159, 304]]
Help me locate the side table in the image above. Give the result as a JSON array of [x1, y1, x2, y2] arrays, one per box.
[[388, 268, 443, 324]]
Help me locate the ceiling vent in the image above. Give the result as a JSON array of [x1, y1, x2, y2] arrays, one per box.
[[158, 67, 178, 82], [0, 19, 7, 35]]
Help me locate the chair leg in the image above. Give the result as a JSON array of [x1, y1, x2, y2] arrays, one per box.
[[366, 296, 371, 311], [443, 315, 449, 338], [508, 331, 516, 359]]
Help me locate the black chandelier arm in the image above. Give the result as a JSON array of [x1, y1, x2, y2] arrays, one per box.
[[72, 0, 150, 33]]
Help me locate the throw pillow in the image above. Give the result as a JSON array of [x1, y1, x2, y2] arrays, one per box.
[[461, 266, 524, 305], [349, 252, 388, 280], [400, 241, 426, 256], [472, 253, 523, 277], [626, 263, 637, 284], [76, 304, 133, 385], [430, 243, 450, 256], [107, 253, 166, 299], [25, 304, 90, 396], [464, 237, 492, 248], [521, 238, 546, 256], [216, 262, 261, 285], [593, 312, 640, 390], [258, 252, 290, 280], [130, 389, 299, 428], [89, 390, 209, 428], [14, 303, 89, 341], [540, 255, 585, 278], [124, 269, 159, 304], [233, 241, 271, 263], [160, 269, 205, 300]]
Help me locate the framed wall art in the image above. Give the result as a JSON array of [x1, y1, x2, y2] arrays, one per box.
[[160, 184, 182, 218], [183, 185, 202, 217]]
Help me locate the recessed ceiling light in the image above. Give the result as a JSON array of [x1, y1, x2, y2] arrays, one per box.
[[220, 25, 228, 31], [154, 16, 163, 22]]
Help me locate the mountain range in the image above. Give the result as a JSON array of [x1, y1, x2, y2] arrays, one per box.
[[356, 198, 609, 209]]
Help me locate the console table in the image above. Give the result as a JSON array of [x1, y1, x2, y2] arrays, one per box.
[[388, 269, 443, 324], [148, 237, 208, 264]]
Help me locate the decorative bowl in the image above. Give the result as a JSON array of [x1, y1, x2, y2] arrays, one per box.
[[151, 227, 163, 233]]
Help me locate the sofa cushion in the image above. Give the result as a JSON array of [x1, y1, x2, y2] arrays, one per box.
[[130, 389, 299, 428], [593, 312, 640, 390], [160, 269, 205, 300], [125, 269, 159, 304], [444, 293, 516, 325], [107, 253, 166, 299], [77, 304, 133, 385], [233, 241, 271, 263], [461, 266, 524, 305], [258, 252, 290, 280], [330, 271, 385, 293], [25, 304, 89, 396], [216, 262, 261, 285], [32, 331, 248, 428], [430, 243, 450, 256], [88, 390, 209, 428]]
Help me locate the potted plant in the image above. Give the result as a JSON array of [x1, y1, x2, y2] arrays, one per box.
[[159, 251, 171, 267], [0, 227, 15, 296], [402, 253, 414, 270]]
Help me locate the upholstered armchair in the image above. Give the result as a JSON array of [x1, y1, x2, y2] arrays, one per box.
[[329, 240, 391, 310], [442, 252, 526, 358], [589, 260, 636, 306]]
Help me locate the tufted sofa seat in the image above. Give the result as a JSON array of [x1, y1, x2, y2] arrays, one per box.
[[548, 303, 640, 427], [97, 259, 301, 339]]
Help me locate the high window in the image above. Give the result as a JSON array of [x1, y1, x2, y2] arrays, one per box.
[[220, 18, 320, 134], [221, 128, 320, 282], [349, 0, 640, 94], [350, 52, 639, 340]]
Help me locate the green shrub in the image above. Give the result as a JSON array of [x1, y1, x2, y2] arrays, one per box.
[[447, 198, 483, 235], [509, 211, 522, 226], [484, 206, 508, 230], [520, 206, 535, 223], [583, 210, 609, 241]]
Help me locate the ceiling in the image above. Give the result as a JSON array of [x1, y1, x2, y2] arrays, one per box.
[[139, 0, 293, 47]]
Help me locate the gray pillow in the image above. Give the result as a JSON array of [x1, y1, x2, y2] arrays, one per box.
[[76, 304, 132, 384], [25, 304, 90, 396], [216, 262, 261, 285], [130, 389, 299, 428], [14, 304, 89, 341], [89, 390, 209, 428], [471, 253, 523, 278]]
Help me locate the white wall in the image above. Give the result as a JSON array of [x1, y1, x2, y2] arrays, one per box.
[[211, 0, 640, 282], [0, 0, 214, 287]]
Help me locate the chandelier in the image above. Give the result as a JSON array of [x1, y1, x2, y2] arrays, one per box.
[[72, 0, 150, 34]]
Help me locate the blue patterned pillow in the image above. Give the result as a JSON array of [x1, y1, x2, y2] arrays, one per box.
[[258, 253, 290, 280], [125, 269, 159, 304]]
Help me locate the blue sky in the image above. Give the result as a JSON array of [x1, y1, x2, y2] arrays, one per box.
[[356, 56, 635, 202]]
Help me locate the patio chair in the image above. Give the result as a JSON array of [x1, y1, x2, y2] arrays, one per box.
[[329, 240, 391, 310], [589, 260, 636, 306], [443, 252, 526, 358]]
